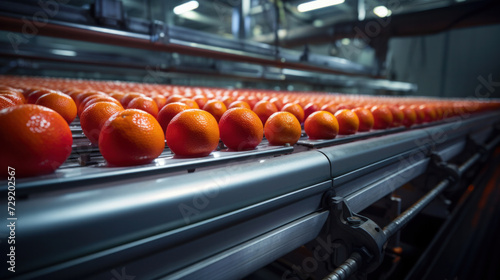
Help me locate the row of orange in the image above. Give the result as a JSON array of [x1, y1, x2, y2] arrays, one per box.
[[1, 76, 499, 178]]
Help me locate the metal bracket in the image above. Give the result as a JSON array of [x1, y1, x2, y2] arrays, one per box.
[[94, 0, 125, 28], [326, 197, 387, 274], [151, 20, 169, 44], [428, 153, 460, 184]]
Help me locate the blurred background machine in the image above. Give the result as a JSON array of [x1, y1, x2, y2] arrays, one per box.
[[1, 0, 500, 279]]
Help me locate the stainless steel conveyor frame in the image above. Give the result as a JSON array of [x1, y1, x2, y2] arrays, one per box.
[[3, 111, 499, 280]]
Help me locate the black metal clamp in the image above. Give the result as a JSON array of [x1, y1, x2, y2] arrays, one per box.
[[428, 153, 460, 185], [323, 197, 387, 278]]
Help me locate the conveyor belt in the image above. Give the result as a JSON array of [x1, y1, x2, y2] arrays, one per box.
[[6, 111, 500, 280]]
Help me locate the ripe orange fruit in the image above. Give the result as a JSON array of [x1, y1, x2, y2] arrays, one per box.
[[388, 106, 404, 127], [303, 102, 319, 120], [419, 105, 437, 122], [352, 108, 374, 132], [410, 105, 425, 124], [0, 104, 72, 177], [335, 109, 359, 135], [152, 95, 167, 110], [270, 97, 284, 111], [74, 91, 106, 108], [399, 106, 417, 127], [27, 89, 58, 104], [321, 103, 339, 115], [121, 92, 145, 107], [179, 98, 200, 109], [127, 96, 159, 118], [282, 103, 305, 123], [228, 100, 251, 110], [253, 100, 278, 125], [304, 111, 339, 139], [79, 95, 122, 115], [193, 95, 208, 109], [99, 109, 165, 166], [0, 95, 16, 110], [109, 92, 125, 102], [371, 106, 394, 129], [0, 90, 25, 105], [35, 92, 77, 124], [219, 108, 263, 151], [166, 94, 185, 104], [221, 96, 234, 107], [166, 109, 220, 157], [157, 102, 189, 132], [203, 100, 227, 122], [80, 102, 124, 145], [264, 112, 301, 146]]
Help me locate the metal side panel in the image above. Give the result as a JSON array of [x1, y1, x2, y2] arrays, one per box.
[[13, 151, 331, 276], [421, 111, 500, 144], [319, 129, 430, 178], [165, 212, 329, 280]]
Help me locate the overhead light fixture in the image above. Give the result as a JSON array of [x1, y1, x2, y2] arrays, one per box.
[[297, 0, 345, 13], [373, 6, 392, 17], [173, 1, 199, 15]]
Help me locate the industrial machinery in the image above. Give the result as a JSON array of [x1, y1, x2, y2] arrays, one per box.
[[1, 1, 500, 280]]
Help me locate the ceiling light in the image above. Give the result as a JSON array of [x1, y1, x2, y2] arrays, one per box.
[[173, 1, 199, 15], [373, 6, 392, 18], [297, 0, 345, 13], [51, 50, 76, 57]]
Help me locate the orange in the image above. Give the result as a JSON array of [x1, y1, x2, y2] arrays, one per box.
[[99, 109, 165, 166], [80, 102, 124, 145], [82, 95, 122, 111], [246, 95, 259, 109], [121, 92, 145, 107], [35, 92, 77, 124], [74, 91, 106, 108], [78, 95, 120, 116], [108, 92, 125, 102], [270, 97, 284, 110], [166, 94, 185, 104], [321, 103, 339, 115], [228, 100, 251, 110], [221, 96, 234, 107], [410, 105, 425, 124], [203, 100, 227, 122], [0, 95, 16, 110], [179, 98, 200, 109], [387, 106, 404, 127], [419, 105, 437, 122], [152, 95, 167, 109], [371, 106, 393, 129], [253, 100, 278, 125], [399, 106, 417, 127], [304, 111, 339, 140], [303, 102, 319, 121], [352, 108, 374, 132], [193, 95, 208, 109], [282, 103, 305, 123], [264, 112, 301, 146], [157, 102, 189, 132], [127, 96, 159, 118], [166, 109, 220, 157], [219, 108, 263, 151], [335, 109, 359, 135], [0, 90, 25, 104], [27, 89, 58, 104], [0, 104, 72, 177]]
